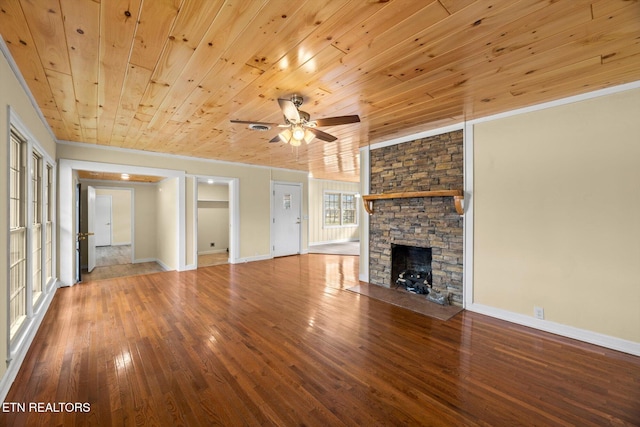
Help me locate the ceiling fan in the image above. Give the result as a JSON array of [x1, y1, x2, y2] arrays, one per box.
[[230, 95, 360, 146]]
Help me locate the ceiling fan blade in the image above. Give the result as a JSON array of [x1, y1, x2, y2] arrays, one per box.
[[308, 128, 337, 142], [269, 135, 281, 143], [313, 115, 360, 127], [278, 98, 300, 123], [230, 119, 279, 126]]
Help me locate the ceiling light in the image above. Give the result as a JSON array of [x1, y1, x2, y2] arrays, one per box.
[[292, 125, 305, 141], [278, 128, 292, 143], [303, 129, 315, 144]]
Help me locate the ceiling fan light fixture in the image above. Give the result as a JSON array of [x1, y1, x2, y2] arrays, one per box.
[[303, 129, 315, 144], [278, 128, 292, 143], [292, 125, 305, 141]]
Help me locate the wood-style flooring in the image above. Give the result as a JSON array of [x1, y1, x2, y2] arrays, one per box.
[[2, 254, 639, 426]]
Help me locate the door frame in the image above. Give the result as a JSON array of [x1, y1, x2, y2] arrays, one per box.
[[190, 176, 239, 268], [59, 159, 185, 286], [271, 181, 302, 257], [86, 185, 96, 272]]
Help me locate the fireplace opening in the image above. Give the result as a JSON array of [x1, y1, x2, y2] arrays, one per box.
[[391, 244, 448, 305], [391, 244, 432, 292]]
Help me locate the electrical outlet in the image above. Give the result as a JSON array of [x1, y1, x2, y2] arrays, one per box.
[[534, 306, 544, 320], [210, 242, 215, 247]]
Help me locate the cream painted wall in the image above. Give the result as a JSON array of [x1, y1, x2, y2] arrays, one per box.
[[1, 45, 57, 384], [309, 179, 360, 244], [473, 88, 640, 343], [56, 143, 308, 260], [157, 178, 179, 270]]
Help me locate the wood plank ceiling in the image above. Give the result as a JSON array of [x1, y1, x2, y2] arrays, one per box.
[[1, 0, 639, 182]]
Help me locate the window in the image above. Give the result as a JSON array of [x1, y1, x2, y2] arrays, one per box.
[[324, 193, 341, 226], [323, 191, 358, 227], [9, 129, 27, 337], [7, 117, 57, 349], [341, 193, 357, 225], [31, 152, 43, 304], [45, 164, 53, 282]]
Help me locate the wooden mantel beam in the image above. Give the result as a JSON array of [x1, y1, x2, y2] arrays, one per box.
[[362, 190, 464, 215]]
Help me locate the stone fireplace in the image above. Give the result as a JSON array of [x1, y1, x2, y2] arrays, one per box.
[[368, 130, 464, 306]]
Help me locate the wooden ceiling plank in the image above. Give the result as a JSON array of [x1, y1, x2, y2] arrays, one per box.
[[437, 0, 479, 15], [98, 0, 143, 145], [129, 0, 181, 70], [509, 53, 640, 101], [429, 8, 640, 100], [145, 0, 268, 131], [0, 0, 58, 112], [19, 0, 71, 74], [364, 2, 594, 109], [220, 2, 382, 120], [135, 0, 227, 117], [365, 1, 631, 122], [166, 0, 317, 120], [166, 0, 314, 124], [45, 68, 82, 140], [110, 64, 154, 145], [590, 0, 640, 19], [384, 0, 575, 83], [209, 0, 392, 127], [321, 1, 450, 89], [60, 0, 100, 143]]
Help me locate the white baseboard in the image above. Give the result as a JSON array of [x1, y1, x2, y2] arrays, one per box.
[[309, 239, 359, 246], [466, 303, 640, 356], [155, 259, 172, 271], [233, 254, 272, 264], [0, 283, 58, 402], [134, 257, 157, 264]]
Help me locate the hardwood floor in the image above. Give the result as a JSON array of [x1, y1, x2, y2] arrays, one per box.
[[2, 254, 639, 426]]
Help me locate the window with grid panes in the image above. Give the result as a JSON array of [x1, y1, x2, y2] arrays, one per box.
[[32, 152, 43, 303], [45, 164, 53, 282], [341, 194, 357, 225], [324, 191, 358, 227], [9, 130, 27, 337]]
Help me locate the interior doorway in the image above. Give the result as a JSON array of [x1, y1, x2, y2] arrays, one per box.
[[80, 186, 165, 281], [197, 179, 230, 267]]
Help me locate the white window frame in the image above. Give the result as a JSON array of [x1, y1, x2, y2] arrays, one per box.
[[6, 108, 57, 360], [323, 191, 359, 228]]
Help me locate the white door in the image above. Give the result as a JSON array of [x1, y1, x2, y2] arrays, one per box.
[[87, 186, 96, 272], [272, 182, 302, 257], [95, 195, 112, 246]]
